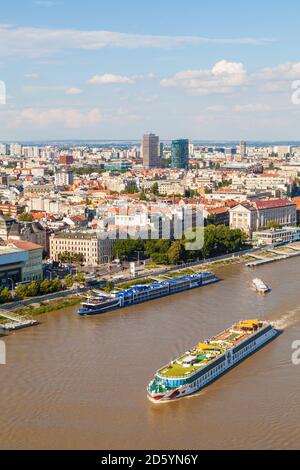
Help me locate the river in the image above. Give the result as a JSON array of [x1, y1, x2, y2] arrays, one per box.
[[1, 258, 300, 450]]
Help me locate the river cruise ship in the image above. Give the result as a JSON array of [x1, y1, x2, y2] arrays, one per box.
[[147, 319, 279, 402], [77, 272, 218, 316]]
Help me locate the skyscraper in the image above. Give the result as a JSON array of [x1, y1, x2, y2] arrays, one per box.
[[240, 140, 247, 158], [171, 139, 189, 169], [142, 133, 160, 168]]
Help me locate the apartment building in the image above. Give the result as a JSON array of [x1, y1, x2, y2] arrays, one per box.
[[50, 230, 114, 266], [8, 221, 48, 254]]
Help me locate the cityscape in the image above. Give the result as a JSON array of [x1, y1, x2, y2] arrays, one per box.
[[1, 0, 300, 457]]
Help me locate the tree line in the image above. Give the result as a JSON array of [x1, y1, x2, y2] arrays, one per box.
[[112, 225, 247, 266], [0, 277, 63, 304]]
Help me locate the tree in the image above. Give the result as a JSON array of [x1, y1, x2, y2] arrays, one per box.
[[39, 279, 52, 295], [266, 221, 281, 230], [18, 212, 33, 222], [202, 225, 217, 258], [26, 281, 40, 298], [58, 252, 72, 263], [185, 188, 197, 198], [139, 191, 148, 201], [15, 284, 28, 300], [105, 280, 113, 292], [144, 239, 171, 257], [64, 274, 74, 288], [75, 273, 85, 284], [167, 240, 186, 265], [151, 182, 159, 196], [50, 277, 63, 293], [218, 179, 232, 188], [58, 252, 84, 264], [150, 252, 169, 265], [125, 182, 138, 194], [0, 287, 13, 304], [201, 225, 246, 258], [112, 239, 145, 260]]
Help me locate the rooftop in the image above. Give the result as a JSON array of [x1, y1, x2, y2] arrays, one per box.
[[52, 230, 98, 240], [7, 239, 43, 251], [254, 198, 295, 210]]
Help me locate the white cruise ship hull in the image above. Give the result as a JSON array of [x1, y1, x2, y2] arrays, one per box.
[[148, 325, 278, 402]]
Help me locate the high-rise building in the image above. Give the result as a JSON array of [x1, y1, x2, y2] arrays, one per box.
[[240, 140, 247, 158], [171, 139, 189, 169], [160, 142, 164, 159], [55, 169, 74, 187], [10, 143, 22, 156], [142, 133, 160, 168], [59, 154, 74, 165], [0, 143, 8, 156], [23, 146, 40, 159]]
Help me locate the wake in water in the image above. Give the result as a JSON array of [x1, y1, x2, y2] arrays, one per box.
[[272, 306, 300, 330]]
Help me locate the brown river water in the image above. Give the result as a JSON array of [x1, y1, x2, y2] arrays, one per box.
[[1, 258, 300, 450]]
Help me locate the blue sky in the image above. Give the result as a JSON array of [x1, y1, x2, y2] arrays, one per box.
[[0, 0, 300, 140]]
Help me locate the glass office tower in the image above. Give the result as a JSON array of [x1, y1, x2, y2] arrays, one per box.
[[171, 139, 189, 169]]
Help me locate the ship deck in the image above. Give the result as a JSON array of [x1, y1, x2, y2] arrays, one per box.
[[157, 320, 264, 379]]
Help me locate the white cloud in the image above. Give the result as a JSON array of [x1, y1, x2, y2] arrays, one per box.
[[136, 95, 159, 103], [254, 62, 300, 81], [251, 62, 300, 94], [23, 85, 63, 93], [234, 104, 272, 113], [107, 107, 139, 122], [160, 60, 247, 95], [8, 107, 101, 129], [24, 73, 40, 79], [0, 25, 274, 58], [206, 105, 226, 112], [34, 1, 63, 7], [65, 87, 82, 95], [88, 74, 136, 85]]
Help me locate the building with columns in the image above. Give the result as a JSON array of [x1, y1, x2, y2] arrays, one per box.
[[229, 199, 297, 237]]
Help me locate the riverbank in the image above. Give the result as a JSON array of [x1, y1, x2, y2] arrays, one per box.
[[6, 241, 300, 319], [13, 296, 82, 317]]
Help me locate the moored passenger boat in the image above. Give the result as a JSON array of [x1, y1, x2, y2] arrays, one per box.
[[77, 272, 219, 316], [147, 319, 279, 402]]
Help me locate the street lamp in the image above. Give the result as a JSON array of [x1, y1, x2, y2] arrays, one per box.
[[134, 250, 143, 265], [7, 277, 14, 297], [45, 270, 53, 281]]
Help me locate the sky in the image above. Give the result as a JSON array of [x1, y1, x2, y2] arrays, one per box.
[[0, 0, 300, 141]]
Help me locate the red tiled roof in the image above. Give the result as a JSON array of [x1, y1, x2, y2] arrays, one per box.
[[254, 199, 295, 210], [7, 239, 43, 251], [292, 197, 300, 210], [207, 207, 229, 215], [32, 212, 46, 220]]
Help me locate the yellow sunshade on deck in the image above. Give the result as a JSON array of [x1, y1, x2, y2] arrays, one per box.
[[196, 343, 218, 350], [236, 319, 259, 329]]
